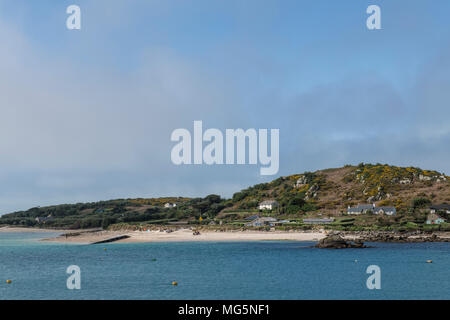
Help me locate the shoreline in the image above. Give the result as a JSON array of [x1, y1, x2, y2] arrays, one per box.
[[42, 229, 327, 244], [0, 226, 69, 233], [2, 226, 450, 245]]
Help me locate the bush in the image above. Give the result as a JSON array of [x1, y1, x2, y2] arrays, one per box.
[[412, 198, 431, 209]]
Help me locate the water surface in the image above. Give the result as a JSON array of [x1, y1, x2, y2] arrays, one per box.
[[0, 232, 448, 299]]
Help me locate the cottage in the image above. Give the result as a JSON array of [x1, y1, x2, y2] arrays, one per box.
[[373, 206, 396, 216], [245, 217, 277, 227], [347, 204, 374, 215], [258, 200, 278, 211], [303, 218, 335, 224], [426, 212, 447, 225], [430, 204, 450, 215], [164, 203, 177, 208]]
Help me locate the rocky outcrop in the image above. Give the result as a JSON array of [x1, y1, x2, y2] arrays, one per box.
[[315, 235, 367, 249], [295, 176, 308, 187], [340, 231, 450, 243]]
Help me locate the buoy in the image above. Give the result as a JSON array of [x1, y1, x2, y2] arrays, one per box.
[[104, 248, 107, 251], [6, 280, 12, 284], [152, 258, 157, 261], [426, 260, 432, 263], [172, 281, 178, 286]]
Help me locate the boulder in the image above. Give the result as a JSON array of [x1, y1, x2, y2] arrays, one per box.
[[315, 235, 368, 249]]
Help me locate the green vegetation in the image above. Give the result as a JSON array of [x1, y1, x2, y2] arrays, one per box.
[[1, 163, 449, 231], [0, 196, 227, 229]]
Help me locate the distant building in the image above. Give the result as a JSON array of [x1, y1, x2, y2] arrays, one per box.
[[347, 204, 375, 215], [164, 203, 177, 208], [244, 215, 260, 221], [426, 213, 447, 225], [258, 200, 278, 211], [245, 217, 277, 227], [35, 216, 53, 224], [373, 207, 397, 216], [303, 218, 335, 224], [430, 204, 450, 215]]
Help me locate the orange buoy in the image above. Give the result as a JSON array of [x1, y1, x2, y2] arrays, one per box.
[[6, 280, 12, 284]]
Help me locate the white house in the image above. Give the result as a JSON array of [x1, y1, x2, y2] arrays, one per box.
[[373, 206, 396, 216], [245, 217, 277, 227], [430, 204, 450, 215], [258, 200, 278, 211], [164, 203, 177, 208], [347, 204, 375, 215]]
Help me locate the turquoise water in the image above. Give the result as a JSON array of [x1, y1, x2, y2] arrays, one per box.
[[0, 232, 449, 300]]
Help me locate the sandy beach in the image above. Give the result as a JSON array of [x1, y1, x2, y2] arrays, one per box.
[[39, 228, 327, 244], [0, 226, 68, 233]]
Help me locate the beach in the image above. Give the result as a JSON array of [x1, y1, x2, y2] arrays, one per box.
[[0, 226, 68, 233], [34, 228, 327, 244]]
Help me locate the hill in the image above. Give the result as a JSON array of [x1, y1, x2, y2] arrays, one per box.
[[227, 163, 449, 215], [1, 163, 449, 230]]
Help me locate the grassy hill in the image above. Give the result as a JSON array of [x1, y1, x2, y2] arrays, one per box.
[[226, 163, 449, 215], [1, 163, 449, 230]]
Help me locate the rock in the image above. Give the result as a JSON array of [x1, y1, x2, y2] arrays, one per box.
[[315, 235, 368, 249], [295, 176, 307, 187], [418, 174, 432, 181]]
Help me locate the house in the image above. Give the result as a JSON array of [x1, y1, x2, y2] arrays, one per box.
[[303, 218, 335, 224], [35, 216, 53, 224], [258, 200, 278, 211], [245, 217, 277, 227], [244, 215, 260, 221], [164, 203, 177, 208], [430, 204, 450, 215], [373, 207, 396, 216], [426, 212, 447, 225], [347, 204, 375, 215]]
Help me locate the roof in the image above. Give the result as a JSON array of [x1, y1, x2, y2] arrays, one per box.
[[244, 215, 260, 221], [245, 217, 278, 226], [259, 217, 277, 222], [303, 218, 334, 224], [347, 204, 374, 212], [374, 207, 396, 212], [347, 207, 363, 212], [357, 204, 374, 210], [427, 212, 447, 221], [259, 200, 278, 205], [430, 204, 450, 210]]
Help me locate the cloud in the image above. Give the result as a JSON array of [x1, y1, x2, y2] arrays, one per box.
[[0, 1, 449, 213]]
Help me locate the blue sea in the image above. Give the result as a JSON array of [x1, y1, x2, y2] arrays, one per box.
[[0, 232, 449, 300]]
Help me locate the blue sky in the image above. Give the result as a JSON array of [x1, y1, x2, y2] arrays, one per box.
[[0, 0, 449, 213]]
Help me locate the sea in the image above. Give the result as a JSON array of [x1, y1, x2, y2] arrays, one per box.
[[0, 231, 449, 300]]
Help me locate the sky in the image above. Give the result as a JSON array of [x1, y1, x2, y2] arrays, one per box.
[[0, 0, 449, 213]]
